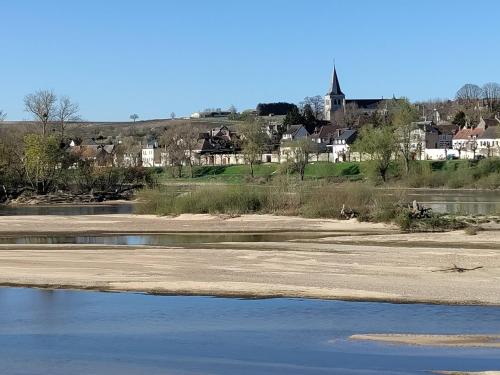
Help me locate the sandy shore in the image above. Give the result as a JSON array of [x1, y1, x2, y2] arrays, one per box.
[[350, 334, 500, 348], [0, 214, 499, 304]]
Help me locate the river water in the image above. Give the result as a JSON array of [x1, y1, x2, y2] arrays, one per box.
[[0, 288, 499, 375]]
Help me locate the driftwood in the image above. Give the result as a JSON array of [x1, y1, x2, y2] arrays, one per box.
[[409, 200, 432, 219], [340, 204, 357, 219], [432, 264, 484, 273]]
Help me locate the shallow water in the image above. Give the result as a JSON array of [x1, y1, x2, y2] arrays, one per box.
[[406, 189, 500, 215], [0, 232, 329, 245], [0, 288, 498, 375], [0, 203, 134, 216]]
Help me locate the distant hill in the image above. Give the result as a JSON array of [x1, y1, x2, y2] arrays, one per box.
[[0, 117, 243, 139]]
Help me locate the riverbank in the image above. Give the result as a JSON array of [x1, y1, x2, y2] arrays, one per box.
[[0, 214, 499, 305]]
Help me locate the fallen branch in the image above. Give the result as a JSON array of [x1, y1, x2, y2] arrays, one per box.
[[432, 264, 484, 273]]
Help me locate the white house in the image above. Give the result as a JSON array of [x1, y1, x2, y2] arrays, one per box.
[[141, 140, 162, 167]]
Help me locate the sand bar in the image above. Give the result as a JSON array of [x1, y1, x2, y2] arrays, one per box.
[[0, 214, 499, 304], [350, 334, 500, 348]]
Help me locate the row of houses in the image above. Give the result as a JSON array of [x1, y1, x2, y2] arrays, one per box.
[[66, 116, 500, 169]]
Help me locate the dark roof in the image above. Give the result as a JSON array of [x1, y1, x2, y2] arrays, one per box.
[[345, 99, 385, 109], [315, 125, 337, 139], [327, 67, 344, 96], [195, 138, 215, 153], [334, 129, 357, 143], [435, 122, 459, 135], [484, 118, 500, 128], [284, 124, 306, 136]]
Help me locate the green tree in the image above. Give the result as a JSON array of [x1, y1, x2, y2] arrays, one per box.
[[283, 106, 304, 128], [241, 119, 267, 178], [23, 134, 62, 194], [352, 125, 397, 182], [452, 111, 467, 128], [302, 104, 317, 133]]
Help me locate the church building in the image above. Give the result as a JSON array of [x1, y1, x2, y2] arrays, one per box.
[[324, 67, 387, 121]]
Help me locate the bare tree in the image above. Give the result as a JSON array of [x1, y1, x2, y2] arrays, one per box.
[[130, 114, 139, 122], [482, 82, 500, 109], [0, 110, 6, 121], [55, 96, 80, 139], [24, 90, 57, 136], [179, 126, 201, 178], [170, 112, 176, 119], [456, 84, 483, 102], [303, 96, 324, 120], [241, 118, 267, 178], [161, 127, 186, 177]]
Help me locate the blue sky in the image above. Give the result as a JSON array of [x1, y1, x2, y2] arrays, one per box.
[[1, 0, 499, 121]]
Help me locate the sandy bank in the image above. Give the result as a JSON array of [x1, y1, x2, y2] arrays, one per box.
[[350, 334, 500, 348], [0, 213, 395, 235], [0, 214, 499, 304]]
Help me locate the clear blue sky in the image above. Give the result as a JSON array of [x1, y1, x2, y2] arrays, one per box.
[[1, 0, 499, 121]]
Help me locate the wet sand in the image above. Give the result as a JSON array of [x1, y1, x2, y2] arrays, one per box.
[[0, 214, 499, 304]]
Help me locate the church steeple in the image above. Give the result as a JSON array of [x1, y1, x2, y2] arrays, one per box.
[[324, 65, 345, 121], [328, 66, 343, 96]]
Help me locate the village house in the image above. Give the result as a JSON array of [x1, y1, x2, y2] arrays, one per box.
[[310, 126, 358, 162], [141, 140, 162, 168], [452, 116, 500, 159], [69, 138, 116, 167]]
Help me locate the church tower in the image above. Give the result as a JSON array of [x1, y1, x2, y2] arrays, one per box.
[[324, 66, 345, 121]]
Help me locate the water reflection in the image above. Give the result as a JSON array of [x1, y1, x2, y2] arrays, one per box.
[[0, 288, 498, 375], [0, 233, 324, 245], [406, 189, 500, 215], [0, 203, 134, 216]]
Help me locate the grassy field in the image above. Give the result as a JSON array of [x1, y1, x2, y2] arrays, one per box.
[[159, 159, 500, 189], [160, 162, 362, 183]]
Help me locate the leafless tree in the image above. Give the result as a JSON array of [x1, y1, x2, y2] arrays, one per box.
[[130, 114, 139, 122], [303, 96, 324, 120], [55, 96, 80, 139], [170, 112, 176, 119], [482, 82, 500, 109], [456, 84, 483, 102], [174, 125, 202, 178], [0, 110, 6, 121], [24, 90, 57, 136], [161, 127, 186, 177]]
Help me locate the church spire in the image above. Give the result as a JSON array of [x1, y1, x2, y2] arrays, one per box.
[[328, 65, 343, 96]]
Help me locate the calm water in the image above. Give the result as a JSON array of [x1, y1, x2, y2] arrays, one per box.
[[0, 203, 134, 216], [407, 189, 500, 215], [0, 288, 498, 375], [0, 232, 327, 245]]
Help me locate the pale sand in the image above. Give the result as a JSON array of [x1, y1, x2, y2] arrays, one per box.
[[0, 214, 499, 304], [350, 334, 500, 348], [0, 213, 395, 234]]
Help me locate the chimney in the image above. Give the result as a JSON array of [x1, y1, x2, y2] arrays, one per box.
[[337, 129, 341, 137]]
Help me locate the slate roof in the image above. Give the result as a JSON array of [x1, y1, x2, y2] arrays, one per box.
[[334, 129, 357, 143], [345, 99, 385, 109], [283, 124, 305, 136], [327, 67, 344, 96]]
